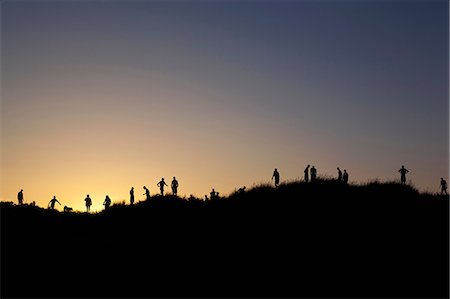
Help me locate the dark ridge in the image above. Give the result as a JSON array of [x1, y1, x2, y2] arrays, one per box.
[[1, 180, 448, 298]]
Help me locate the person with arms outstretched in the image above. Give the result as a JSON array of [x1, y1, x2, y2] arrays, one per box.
[[440, 178, 448, 195], [48, 196, 61, 210], [143, 186, 150, 201], [17, 189, 24, 205], [272, 168, 280, 187], [157, 178, 168, 196], [398, 165, 409, 185], [343, 169, 349, 184], [103, 195, 112, 210], [171, 177, 179, 196], [85, 194, 92, 212], [130, 187, 135, 205], [304, 165, 310, 182]]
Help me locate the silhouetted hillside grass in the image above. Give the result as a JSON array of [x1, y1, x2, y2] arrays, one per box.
[[1, 180, 448, 298]]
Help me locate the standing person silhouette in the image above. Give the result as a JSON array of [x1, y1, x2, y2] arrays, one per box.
[[17, 189, 24, 205], [343, 170, 349, 184], [272, 168, 280, 187], [157, 178, 168, 196], [210, 188, 219, 200], [171, 177, 179, 196], [103, 195, 112, 210], [440, 178, 448, 195], [310, 166, 317, 181], [85, 195, 92, 212], [398, 165, 409, 185], [143, 186, 150, 201], [304, 165, 310, 182], [130, 187, 135, 205], [337, 167, 343, 181], [48, 196, 61, 210]]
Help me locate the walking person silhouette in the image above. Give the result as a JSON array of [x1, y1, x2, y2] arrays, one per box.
[[85, 194, 92, 212], [171, 177, 179, 196], [343, 169, 349, 184], [398, 165, 409, 185], [130, 187, 134, 205], [143, 186, 150, 201], [157, 178, 168, 196], [440, 178, 448, 195], [103, 195, 111, 210], [272, 168, 280, 187], [48, 196, 61, 210], [310, 166, 317, 181], [304, 165, 310, 182], [17, 189, 24, 205]]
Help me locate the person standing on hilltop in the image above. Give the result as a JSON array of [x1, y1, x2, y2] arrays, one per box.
[[398, 165, 409, 185], [343, 169, 349, 184], [304, 165, 310, 182], [103, 195, 112, 210], [85, 194, 92, 212], [272, 168, 280, 188], [171, 177, 179, 196], [210, 188, 219, 200], [130, 187, 135, 205], [17, 189, 24, 205], [143, 186, 151, 201], [48, 196, 61, 210], [157, 178, 168, 196], [310, 166, 317, 181], [440, 178, 448, 195], [337, 167, 343, 182]]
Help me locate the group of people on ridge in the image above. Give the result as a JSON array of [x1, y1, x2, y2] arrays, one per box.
[[13, 166, 449, 212]]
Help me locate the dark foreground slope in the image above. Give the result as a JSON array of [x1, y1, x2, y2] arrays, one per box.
[[1, 180, 449, 298]]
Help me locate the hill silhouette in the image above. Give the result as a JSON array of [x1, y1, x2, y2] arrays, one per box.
[[1, 179, 448, 298]]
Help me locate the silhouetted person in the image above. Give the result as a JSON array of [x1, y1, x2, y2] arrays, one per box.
[[157, 178, 168, 196], [343, 170, 349, 184], [310, 166, 317, 181], [337, 167, 342, 181], [304, 165, 310, 182], [103, 195, 111, 210], [130, 187, 135, 205], [85, 195, 92, 212], [171, 177, 179, 195], [272, 168, 280, 187], [398, 165, 409, 185], [238, 186, 246, 193], [143, 186, 150, 201], [48, 196, 61, 210], [210, 188, 219, 200], [440, 178, 448, 195], [17, 189, 24, 205], [204, 195, 209, 201]]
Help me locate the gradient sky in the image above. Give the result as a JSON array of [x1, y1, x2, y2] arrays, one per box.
[[1, 0, 448, 212]]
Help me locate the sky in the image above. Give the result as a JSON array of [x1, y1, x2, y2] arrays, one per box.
[[1, 0, 448, 212]]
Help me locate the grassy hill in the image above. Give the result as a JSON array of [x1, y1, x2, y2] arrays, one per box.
[[1, 179, 448, 298]]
